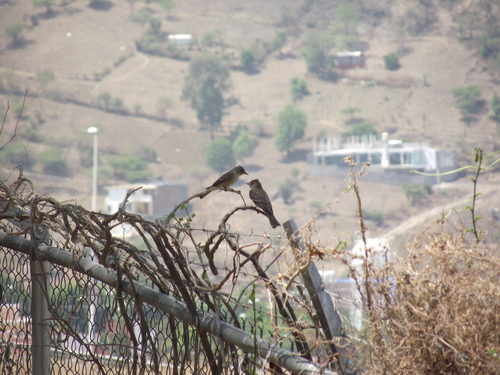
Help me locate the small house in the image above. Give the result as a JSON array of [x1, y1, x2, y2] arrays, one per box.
[[334, 51, 366, 69], [167, 34, 193, 46], [105, 181, 188, 219]]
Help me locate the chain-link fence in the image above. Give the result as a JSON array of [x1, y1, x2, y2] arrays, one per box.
[[0, 169, 354, 375], [1, 241, 303, 375], [1, 246, 207, 375]]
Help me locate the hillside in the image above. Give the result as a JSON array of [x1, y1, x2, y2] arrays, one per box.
[[0, 0, 499, 249]]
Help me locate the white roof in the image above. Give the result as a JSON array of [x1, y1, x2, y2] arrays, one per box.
[[335, 51, 363, 57], [168, 34, 192, 40]]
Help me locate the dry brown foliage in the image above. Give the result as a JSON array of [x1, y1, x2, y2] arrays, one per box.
[[357, 221, 500, 374]]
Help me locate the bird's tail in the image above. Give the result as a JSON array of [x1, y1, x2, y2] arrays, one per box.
[[268, 214, 281, 228]]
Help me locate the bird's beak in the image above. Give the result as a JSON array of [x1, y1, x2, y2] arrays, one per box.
[[246, 182, 250, 185]]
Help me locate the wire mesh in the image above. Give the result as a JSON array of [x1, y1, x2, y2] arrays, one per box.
[[1, 247, 32, 375], [1, 244, 299, 375], [0, 168, 349, 375]]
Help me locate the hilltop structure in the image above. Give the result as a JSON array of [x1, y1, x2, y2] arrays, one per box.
[[307, 132, 458, 185]]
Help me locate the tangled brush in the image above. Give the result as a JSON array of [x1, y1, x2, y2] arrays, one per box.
[[361, 222, 500, 374]]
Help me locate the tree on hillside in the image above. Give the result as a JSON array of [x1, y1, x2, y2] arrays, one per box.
[[108, 155, 152, 182], [182, 53, 231, 139], [383, 53, 400, 70], [149, 17, 162, 36], [232, 130, 256, 163], [490, 92, 500, 123], [97, 92, 112, 109], [240, 48, 257, 72], [302, 31, 336, 77], [40, 147, 69, 177], [290, 77, 308, 101], [4, 23, 25, 44], [205, 138, 235, 172], [453, 85, 485, 117], [274, 104, 307, 155]]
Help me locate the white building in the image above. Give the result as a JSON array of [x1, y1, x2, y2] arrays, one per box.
[[167, 34, 193, 46], [105, 181, 188, 219], [308, 133, 458, 184]]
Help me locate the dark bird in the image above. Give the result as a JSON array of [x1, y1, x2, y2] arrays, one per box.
[[247, 179, 281, 228], [201, 166, 248, 198]]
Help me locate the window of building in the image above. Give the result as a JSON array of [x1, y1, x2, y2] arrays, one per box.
[[389, 152, 401, 165]]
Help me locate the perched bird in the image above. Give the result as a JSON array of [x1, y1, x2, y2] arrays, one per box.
[[247, 179, 281, 228], [201, 165, 248, 198]]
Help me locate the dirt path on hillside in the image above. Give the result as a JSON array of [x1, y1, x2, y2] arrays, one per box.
[[0, 50, 151, 93], [382, 183, 499, 241], [91, 52, 151, 95]]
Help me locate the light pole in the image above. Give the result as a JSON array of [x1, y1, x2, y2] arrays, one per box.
[[87, 127, 98, 211], [86, 126, 99, 347]]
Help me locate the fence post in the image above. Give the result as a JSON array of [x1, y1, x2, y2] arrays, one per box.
[[284, 219, 358, 375], [31, 260, 51, 375]]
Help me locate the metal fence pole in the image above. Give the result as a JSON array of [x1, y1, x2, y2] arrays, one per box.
[[284, 219, 358, 375], [31, 260, 51, 375]]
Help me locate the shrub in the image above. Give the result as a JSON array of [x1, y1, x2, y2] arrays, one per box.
[[232, 130, 256, 162], [490, 92, 500, 122], [111, 96, 124, 109], [453, 85, 484, 116], [274, 104, 307, 154], [4, 23, 25, 43], [383, 52, 400, 70], [205, 138, 235, 172], [363, 209, 385, 226], [40, 147, 68, 176], [108, 155, 152, 182], [302, 31, 335, 74], [240, 48, 256, 72], [402, 183, 432, 206], [359, 223, 500, 374], [3, 142, 28, 166], [290, 77, 308, 100], [129, 7, 155, 25], [278, 179, 297, 205]]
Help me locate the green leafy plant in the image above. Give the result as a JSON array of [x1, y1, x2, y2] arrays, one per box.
[[182, 52, 231, 139], [452, 85, 484, 116], [363, 209, 385, 226], [240, 48, 256, 72], [40, 147, 69, 176], [383, 52, 400, 70], [232, 130, 256, 162], [97, 92, 112, 109], [489, 92, 500, 122], [108, 155, 152, 182], [205, 138, 235, 172], [290, 76, 308, 101], [4, 23, 25, 43], [274, 104, 307, 154], [302, 31, 335, 75], [466, 147, 485, 242]]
